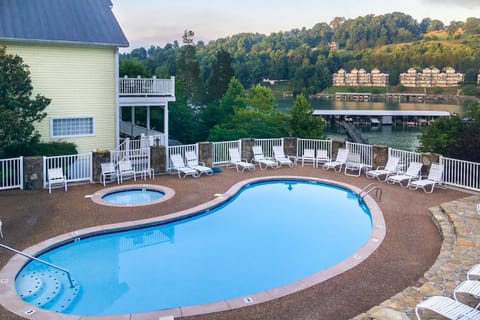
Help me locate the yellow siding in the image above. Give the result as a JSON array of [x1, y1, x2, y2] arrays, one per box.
[[4, 43, 116, 153]]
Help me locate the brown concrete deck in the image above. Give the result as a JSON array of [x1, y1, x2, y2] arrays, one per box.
[[0, 165, 475, 319]]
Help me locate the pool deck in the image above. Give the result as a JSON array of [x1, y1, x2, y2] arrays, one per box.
[[0, 164, 478, 320]]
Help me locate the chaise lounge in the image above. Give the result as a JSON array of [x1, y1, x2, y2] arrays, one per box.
[[409, 163, 444, 193], [228, 148, 255, 172]]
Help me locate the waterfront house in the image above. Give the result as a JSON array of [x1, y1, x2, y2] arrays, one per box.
[[332, 68, 389, 87], [0, 0, 174, 154], [399, 67, 464, 88]]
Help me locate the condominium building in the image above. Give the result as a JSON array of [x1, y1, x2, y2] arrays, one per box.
[[399, 67, 464, 87], [332, 68, 389, 87]]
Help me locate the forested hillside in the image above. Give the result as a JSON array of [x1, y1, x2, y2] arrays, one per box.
[[120, 12, 480, 95]]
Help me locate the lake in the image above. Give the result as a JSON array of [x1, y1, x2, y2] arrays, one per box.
[[276, 97, 466, 151]]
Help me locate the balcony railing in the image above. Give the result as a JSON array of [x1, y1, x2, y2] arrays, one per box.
[[119, 76, 175, 97]]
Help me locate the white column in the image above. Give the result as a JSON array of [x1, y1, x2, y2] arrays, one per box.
[[114, 48, 120, 148], [131, 107, 135, 137], [146, 106, 151, 135], [164, 103, 169, 149]]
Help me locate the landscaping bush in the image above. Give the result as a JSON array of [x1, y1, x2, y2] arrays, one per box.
[[2, 141, 77, 158]]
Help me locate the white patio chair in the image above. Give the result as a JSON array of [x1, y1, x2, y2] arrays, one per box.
[[366, 156, 400, 182], [344, 153, 371, 177], [300, 149, 315, 167], [453, 280, 480, 309], [415, 295, 480, 320], [387, 161, 423, 188], [47, 167, 67, 194], [322, 148, 349, 172], [100, 162, 117, 186], [185, 150, 213, 176], [170, 153, 199, 179], [315, 149, 330, 167], [117, 160, 137, 184], [228, 148, 255, 172], [272, 146, 294, 168], [409, 163, 444, 194], [252, 145, 277, 170], [467, 264, 480, 281]]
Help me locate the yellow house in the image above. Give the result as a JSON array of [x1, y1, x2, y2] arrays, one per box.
[[0, 0, 129, 153]]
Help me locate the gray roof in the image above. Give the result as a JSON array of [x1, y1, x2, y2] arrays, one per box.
[[0, 0, 129, 47]]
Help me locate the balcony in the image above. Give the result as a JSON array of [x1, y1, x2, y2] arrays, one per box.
[[118, 76, 176, 106]]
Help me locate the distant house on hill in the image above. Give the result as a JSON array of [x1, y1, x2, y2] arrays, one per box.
[[332, 68, 389, 87], [399, 67, 464, 88]]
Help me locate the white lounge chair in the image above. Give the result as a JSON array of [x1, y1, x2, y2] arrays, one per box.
[[344, 153, 371, 177], [117, 160, 137, 183], [467, 264, 480, 281], [228, 148, 255, 172], [454, 280, 480, 309], [185, 151, 213, 176], [315, 149, 330, 167], [415, 295, 480, 320], [409, 163, 444, 194], [170, 153, 199, 179], [100, 162, 117, 186], [252, 145, 277, 170], [322, 148, 349, 172], [300, 149, 315, 167], [272, 146, 294, 168], [47, 167, 67, 194], [366, 156, 400, 182], [387, 161, 423, 188]]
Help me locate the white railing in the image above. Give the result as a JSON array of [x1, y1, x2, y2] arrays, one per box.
[[297, 139, 332, 159], [212, 140, 242, 165], [254, 138, 283, 158], [43, 153, 93, 188], [119, 77, 175, 97], [110, 147, 151, 172], [346, 141, 373, 166], [119, 121, 166, 145], [441, 156, 480, 192], [0, 156, 23, 190], [388, 148, 422, 173], [167, 144, 198, 171]]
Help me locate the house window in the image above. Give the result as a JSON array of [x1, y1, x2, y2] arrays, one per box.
[[51, 117, 95, 138]]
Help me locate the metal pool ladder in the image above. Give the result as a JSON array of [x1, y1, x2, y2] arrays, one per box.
[[359, 183, 383, 202]]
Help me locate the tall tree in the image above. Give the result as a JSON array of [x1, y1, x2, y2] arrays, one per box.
[[176, 41, 204, 105], [288, 94, 324, 138], [206, 50, 235, 103], [0, 47, 50, 155]]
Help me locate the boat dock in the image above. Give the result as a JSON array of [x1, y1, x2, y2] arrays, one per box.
[[313, 109, 450, 126]]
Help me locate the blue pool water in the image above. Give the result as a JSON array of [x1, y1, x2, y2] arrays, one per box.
[[101, 188, 164, 205], [16, 179, 373, 316]]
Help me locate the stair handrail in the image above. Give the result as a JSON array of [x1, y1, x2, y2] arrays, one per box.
[[359, 183, 383, 202], [0, 243, 75, 288]]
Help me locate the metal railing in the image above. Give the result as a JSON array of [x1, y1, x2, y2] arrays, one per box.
[[0, 156, 23, 190], [43, 153, 93, 188], [389, 148, 422, 173], [119, 76, 175, 97], [212, 140, 242, 165], [440, 156, 480, 192], [296, 139, 332, 159], [346, 141, 373, 166], [0, 243, 74, 288], [359, 183, 383, 202], [254, 138, 283, 158], [167, 143, 198, 171]]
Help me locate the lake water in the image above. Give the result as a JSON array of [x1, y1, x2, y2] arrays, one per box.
[[276, 97, 466, 151]]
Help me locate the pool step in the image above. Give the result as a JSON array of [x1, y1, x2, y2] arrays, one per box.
[[16, 269, 80, 313]]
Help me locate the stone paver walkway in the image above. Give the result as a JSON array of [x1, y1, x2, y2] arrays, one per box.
[[354, 194, 480, 320]]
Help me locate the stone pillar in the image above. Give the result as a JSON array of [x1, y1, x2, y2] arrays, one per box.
[[283, 137, 297, 156], [198, 142, 213, 166], [23, 156, 43, 190], [151, 146, 166, 174], [421, 152, 441, 175], [92, 151, 111, 182], [372, 145, 389, 169], [240, 138, 255, 162], [331, 140, 346, 158]]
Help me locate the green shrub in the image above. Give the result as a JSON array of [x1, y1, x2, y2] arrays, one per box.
[[2, 141, 78, 158]]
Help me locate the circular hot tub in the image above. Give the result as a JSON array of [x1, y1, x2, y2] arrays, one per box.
[[91, 184, 175, 207]]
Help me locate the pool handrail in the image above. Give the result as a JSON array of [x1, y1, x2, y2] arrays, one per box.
[[0, 243, 75, 288], [359, 183, 383, 202]]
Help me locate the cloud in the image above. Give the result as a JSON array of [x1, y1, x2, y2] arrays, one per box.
[[421, 0, 480, 9]]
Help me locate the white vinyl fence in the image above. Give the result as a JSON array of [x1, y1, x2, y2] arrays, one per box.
[[212, 140, 241, 166], [388, 148, 422, 173], [441, 156, 480, 192], [253, 138, 283, 158], [167, 144, 198, 171], [43, 153, 93, 188], [346, 141, 373, 166], [0, 157, 23, 190]]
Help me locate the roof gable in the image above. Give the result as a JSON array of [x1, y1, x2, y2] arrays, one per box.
[[0, 0, 129, 47]]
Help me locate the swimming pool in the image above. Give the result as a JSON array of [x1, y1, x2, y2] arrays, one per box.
[[3, 177, 385, 318]]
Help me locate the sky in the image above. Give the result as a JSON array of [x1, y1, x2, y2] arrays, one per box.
[[112, 0, 480, 51]]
